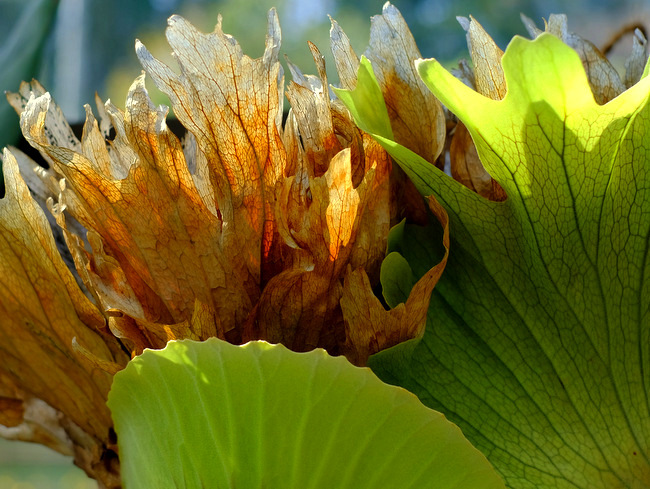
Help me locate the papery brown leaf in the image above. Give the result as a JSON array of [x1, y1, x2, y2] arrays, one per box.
[[330, 3, 432, 221], [73, 337, 123, 376], [624, 28, 648, 88], [329, 18, 360, 91], [9, 145, 59, 209], [347, 133, 392, 279], [286, 42, 346, 178], [110, 300, 222, 354], [166, 299, 222, 341], [286, 41, 391, 282], [341, 194, 450, 366], [443, 17, 507, 201], [231, 32, 390, 353], [364, 3, 446, 166], [0, 148, 126, 485], [450, 122, 507, 201], [6, 79, 82, 157], [11, 9, 399, 361], [17, 78, 252, 342], [136, 9, 287, 289], [302, 148, 366, 284], [134, 10, 388, 352], [252, 148, 371, 351], [7, 147, 89, 280], [0, 148, 121, 434], [457, 16, 506, 100]]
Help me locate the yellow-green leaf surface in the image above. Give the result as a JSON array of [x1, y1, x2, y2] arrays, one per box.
[[340, 33, 650, 488], [107, 338, 505, 489]]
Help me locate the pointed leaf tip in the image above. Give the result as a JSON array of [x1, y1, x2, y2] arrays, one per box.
[[333, 57, 394, 140]]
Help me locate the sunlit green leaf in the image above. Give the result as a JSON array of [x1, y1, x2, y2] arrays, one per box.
[[340, 33, 650, 488], [108, 338, 505, 489]]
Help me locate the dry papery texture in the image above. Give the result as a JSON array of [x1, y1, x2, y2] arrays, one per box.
[[1, 4, 450, 486]]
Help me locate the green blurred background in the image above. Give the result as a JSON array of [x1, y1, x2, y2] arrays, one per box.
[[0, 0, 648, 486], [0, 438, 94, 489]]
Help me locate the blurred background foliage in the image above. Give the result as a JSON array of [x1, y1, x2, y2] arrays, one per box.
[[0, 0, 648, 487], [0, 438, 95, 489]]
